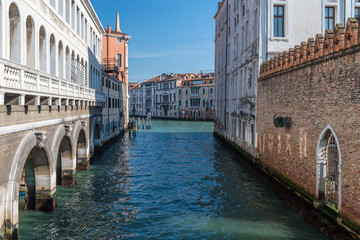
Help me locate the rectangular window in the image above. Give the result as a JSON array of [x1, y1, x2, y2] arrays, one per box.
[[325, 7, 335, 30], [356, 7, 360, 23], [117, 38, 122, 43], [117, 54, 122, 68], [274, 5, 284, 37]]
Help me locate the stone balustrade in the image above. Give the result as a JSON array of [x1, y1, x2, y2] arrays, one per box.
[[0, 57, 96, 105]]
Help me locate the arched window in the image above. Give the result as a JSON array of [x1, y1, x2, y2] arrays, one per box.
[[39, 26, 47, 72], [26, 16, 35, 68], [71, 50, 75, 82], [65, 46, 70, 80], [9, 3, 21, 63], [50, 34, 56, 75], [58, 41, 64, 78], [317, 126, 341, 209]]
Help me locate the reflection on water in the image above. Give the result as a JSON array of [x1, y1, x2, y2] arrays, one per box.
[[19, 120, 328, 239]]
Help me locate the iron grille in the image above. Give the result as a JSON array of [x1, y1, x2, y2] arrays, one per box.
[[325, 134, 339, 208]]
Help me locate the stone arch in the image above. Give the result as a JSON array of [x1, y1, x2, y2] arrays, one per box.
[[52, 125, 76, 186], [58, 40, 64, 78], [5, 131, 55, 238], [25, 15, 35, 68], [50, 34, 56, 75], [65, 46, 70, 80], [74, 120, 90, 171], [9, 2, 21, 63], [39, 25, 47, 72], [89, 117, 102, 155], [316, 125, 342, 210]]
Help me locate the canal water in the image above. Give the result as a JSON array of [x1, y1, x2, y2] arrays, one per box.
[[19, 120, 328, 239]]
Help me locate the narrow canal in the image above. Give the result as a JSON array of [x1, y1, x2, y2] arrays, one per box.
[[19, 120, 328, 239]]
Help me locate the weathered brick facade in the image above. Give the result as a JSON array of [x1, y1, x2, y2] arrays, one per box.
[[258, 18, 360, 231]]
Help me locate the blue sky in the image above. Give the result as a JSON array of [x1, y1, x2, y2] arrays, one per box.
[[91, 0, 219, 83]]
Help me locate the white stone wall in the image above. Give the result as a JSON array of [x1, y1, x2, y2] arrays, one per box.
[[0, 0, 104, 105]]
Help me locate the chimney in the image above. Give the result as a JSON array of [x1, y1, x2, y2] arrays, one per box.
[[115, 12, 121, 32], [108, 25, 111, 33]]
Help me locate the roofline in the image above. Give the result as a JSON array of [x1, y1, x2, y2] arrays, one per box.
[[214, 0, 226, 19], [82, 0, 105, 34]]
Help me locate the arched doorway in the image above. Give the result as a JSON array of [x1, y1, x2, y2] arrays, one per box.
[[39, 26, 47, 72], [57, 136, 75, 186], [77, 129, 88, 171], [317, 127, 342, 209], [9, 3, 21, 63], [26, 16, 35, 68]]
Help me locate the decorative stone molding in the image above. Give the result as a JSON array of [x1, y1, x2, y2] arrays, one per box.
[[34, 131, 47, 148], [260, 18, 360, 78], [81, 121, 87, 130], [64, 124, 72, 137]]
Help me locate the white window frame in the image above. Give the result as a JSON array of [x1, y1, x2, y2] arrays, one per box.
[[269, 0, 289, 41]]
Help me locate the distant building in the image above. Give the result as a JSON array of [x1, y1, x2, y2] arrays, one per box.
[[129, 72, 214, 121], [179, 73, 214, 121]]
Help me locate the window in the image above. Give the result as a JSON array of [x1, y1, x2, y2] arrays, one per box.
[[356, 7, 360, 23], [274, 5, 284, 37], [325, 7, 335, 30], [117, 54, 122, 68], [117, 38, 122, 43]]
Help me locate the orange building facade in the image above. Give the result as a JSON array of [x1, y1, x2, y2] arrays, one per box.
[[102, 12, 131, 125]]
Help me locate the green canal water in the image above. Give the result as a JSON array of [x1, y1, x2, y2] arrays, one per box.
[[19, 120, 328, 239]]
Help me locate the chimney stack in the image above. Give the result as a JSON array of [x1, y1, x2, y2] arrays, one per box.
[[115, 12, 121, 32]]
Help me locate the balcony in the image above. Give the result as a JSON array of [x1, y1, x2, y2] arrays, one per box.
[[0, 58, 95, 105], [102, 58, 119, 76]]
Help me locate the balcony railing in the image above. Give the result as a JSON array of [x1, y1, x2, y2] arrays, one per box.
[[0, 58, 95, 103], [102, 58, 119, 74]]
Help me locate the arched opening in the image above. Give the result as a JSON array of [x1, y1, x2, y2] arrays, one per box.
[[39, 26, 47, 72], [50, 34, 56, 75], [9, 3, 21, 63], [19, 147, 54, 211], [65, 46, 70, 80], [58, 41, 64, 78], [57, 136, 75, 186], [81, 58, 84, 86], [77, 129, 88, 171], [26, 16, 35, 68], [317, 127, 341, 209], [71, 50, 76, 82]]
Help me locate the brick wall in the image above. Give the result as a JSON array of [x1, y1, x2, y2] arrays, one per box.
[[258, 18, 360, 227]]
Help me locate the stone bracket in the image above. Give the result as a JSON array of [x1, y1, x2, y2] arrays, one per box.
[[34, 130, 47, 148]]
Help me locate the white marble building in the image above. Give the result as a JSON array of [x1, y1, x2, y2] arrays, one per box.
[[0, 0, 104, 106], [214, 0, 360, 157]]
